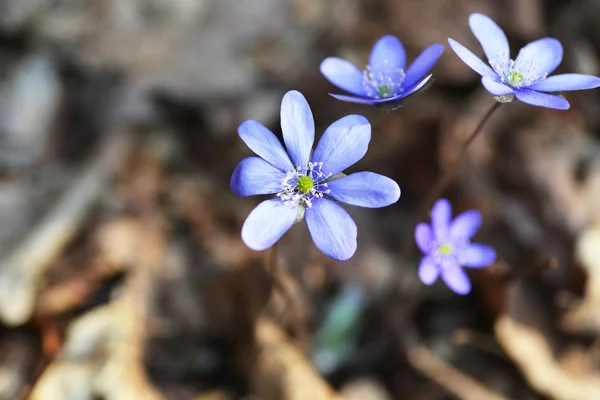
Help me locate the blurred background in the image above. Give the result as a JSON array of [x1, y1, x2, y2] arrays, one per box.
[[1, 0, 600, 399]]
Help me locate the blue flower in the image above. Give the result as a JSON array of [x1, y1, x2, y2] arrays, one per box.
[[449, 13, 600, 110], [415, 199, 496, 295], [320, 35, 444, 108], [231, 90, 401, 261]]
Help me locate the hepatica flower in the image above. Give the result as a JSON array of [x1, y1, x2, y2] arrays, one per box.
[[320, 35, 444, 108], [231, 90, 400, 261], [449, 13, 600, 109], [415, 199, 496, 295]]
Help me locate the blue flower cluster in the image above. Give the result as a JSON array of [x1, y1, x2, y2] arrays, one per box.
[[231, 13, 600, 294]]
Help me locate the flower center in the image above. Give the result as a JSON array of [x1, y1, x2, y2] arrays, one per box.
[[507, 71, 523, 86], [277, 162, 331, 208], [489, 51, 548, 88], [297, 175, 314, 193], [438, 243, 453, 255], [362, 64, 405, 99]]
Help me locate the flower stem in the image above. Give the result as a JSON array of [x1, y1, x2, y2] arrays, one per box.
[[405, 102, 501, 253], [421, 101, 501, 214]]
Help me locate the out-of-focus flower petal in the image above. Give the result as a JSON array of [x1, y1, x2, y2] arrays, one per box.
[[514, 38, 563, 78], [415, 223, 434, 253], [320, 57, 368, 96], [441, 266, 471, 295], [312, 115, 371, 175], [230, 157, 286, 196], [238, 120, 293, 171], [528, 73, 600, 92], [462, 244, 496, 268], [431, 198, 452, 237], [306, 198, 357, 261], [514, 88, 570, 109], [326, 172, 400, 208], [404, 44, 444, 89], [481, 76, 514, 95], [369, 35, 406, 70], [450, 210, 482, 240], [468, 13, 509, 67], [418, 256, 439, 284], [448, 38, 497, 78], [281, 90, 314, 168], [241, 199, 298, 250]]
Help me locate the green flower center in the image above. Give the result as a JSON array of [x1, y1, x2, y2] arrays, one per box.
[[508, 71, 523, 86], [297, 175, 314, 193], [377, 85, 392, 97], [438, 243, 453, 255]]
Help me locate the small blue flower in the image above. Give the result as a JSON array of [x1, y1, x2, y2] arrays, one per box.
[[320, 35, 444, 108], [231, 90, 401, 261], [449, 13, 600, 110], [415, 199, 496, 295]]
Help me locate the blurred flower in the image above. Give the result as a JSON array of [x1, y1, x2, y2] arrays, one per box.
[[415, 199, 496, 295], [320, 35, 444, 108], [231, 90, 400, 261], [448, 13, 600, 110]]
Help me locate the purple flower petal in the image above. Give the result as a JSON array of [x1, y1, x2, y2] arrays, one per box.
[[230, 157, 286, 196], [241, 199, 298, 251], [280, 90, 315, 168], [514, 88, 570, 109], [404, 74, 434, 97], [448, 38, 497, 78], [306, 198, 357, 261], [415, 223, 434, 253], [450, 210, 482, 240], [404, 43, 444, 89], [328, 93, 379, 104], [238, 120, 293, 172], [431, 198, 452, 237], [326, 172, 400, 208], [440, 266, 471, 295], [418, 256, 439, 285], [528, 73, 600, 92], [320, 57, 368, 96], [312, 115, 371, 175], [462, 244, 496, 268], [369, 35, 406, 70], [468, 13, 509, 69], [513, 38, 563, 79], [481, 76, 514, 95]]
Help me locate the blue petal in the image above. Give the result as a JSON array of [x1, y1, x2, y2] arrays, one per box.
[[238, 120, 293, 172], [320, 57, 367, 96], [468, 13, 509, 68], [450, 210, 482, 240], [514, 88, 570, 109], [231, 157, 286, 196], [280, 90, 315, 168], [312, 115, 371, 175], [369, 35, 406, 70], [241, 199, 298, 251], [404, 43, 444, 89], [461, 244, 496, 268], [329, 93, 379, 104], [431, 198, 452, 237], [481, 76, 514, 95], [448, 38, 497, 78], [514, 38, 563, 79], [528, 73, 600, 92], [404, 74, 433, 97], [306, 198, 357, 261], [441, 266, 471, 295], [326, 172, 400, 208], [415, 223, 434, 253], [418, 256, 439, 285]]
